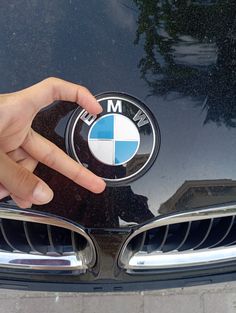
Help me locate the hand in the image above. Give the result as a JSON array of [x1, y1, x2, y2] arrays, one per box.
[[0, 77, 106, 208]]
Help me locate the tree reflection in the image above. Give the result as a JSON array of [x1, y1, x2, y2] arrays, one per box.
[[133, 0, 174, 79], [133, 0, 236, 127]]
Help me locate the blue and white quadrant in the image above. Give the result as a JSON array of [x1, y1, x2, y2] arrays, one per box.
[[88, 114, 140, 166]]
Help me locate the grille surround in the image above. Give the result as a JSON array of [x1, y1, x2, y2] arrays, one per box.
[[0, 206, 96, 272], [118, 203, 236, 272]]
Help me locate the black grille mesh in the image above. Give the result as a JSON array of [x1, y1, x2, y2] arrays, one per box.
[[129, 215, 236, 254], [0, 218, 87, 255]]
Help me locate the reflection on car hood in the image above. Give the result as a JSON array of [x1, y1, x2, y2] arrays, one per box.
[[1, 0, 236, 229]]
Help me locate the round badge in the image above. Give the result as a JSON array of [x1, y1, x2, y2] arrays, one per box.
[[66, 92, 160, 185]]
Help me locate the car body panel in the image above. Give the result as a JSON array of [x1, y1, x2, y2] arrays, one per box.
[[0, 0, 236, 290]]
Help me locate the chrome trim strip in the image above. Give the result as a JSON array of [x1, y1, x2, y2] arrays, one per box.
[[127, 246, 236, 270], [0, 207, 96, 271], [119, 203, 236, 270], [0, 251, 84, 271]]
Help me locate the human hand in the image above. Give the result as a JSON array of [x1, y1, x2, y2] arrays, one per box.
[[0, 77, 106, 208]]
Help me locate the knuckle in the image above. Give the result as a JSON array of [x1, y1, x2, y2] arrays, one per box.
[[22, 129, 34, 148], [71, 170, 83, 184], [15, 166, 37, 197], [43, 77, 59, 86], [79, 85, 89, 94], [76, 86, 91, 104], [0, 95, 16, 133], [16, 166, 32, 185], [41, 148, 57, 168], [43, 77, 62, 101]]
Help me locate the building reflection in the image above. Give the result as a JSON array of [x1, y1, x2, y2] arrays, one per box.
[[159, 180, 236, 214]]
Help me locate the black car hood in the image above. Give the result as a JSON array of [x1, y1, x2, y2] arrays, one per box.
[[1, 0, 236, 229]]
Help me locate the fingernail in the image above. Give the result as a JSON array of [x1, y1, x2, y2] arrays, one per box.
[[92, 178, 106, 194], [97, 104, 103, 114], [93, 100, 103, 114], [32, 182, 54, 204]]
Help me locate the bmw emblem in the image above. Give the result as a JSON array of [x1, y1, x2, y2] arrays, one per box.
[[66, 92, 160, 185]]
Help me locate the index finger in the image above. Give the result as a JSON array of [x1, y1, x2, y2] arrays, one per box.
[[22, 130, 106, 194], [13, 77, 102, 115]]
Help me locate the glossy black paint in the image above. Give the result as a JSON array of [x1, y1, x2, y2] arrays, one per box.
[[1, 0, 235, 229], [0, 0, 236, 290]]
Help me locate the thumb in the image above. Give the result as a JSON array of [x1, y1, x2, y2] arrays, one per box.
[[0, 151, 53, 205]]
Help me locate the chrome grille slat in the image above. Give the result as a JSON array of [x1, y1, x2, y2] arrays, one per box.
[[0, 230, 10, 252], [227, 240, 236, 246], [225, 230, 236, 246], [222, 218, 236, 246], [175, 221, 192, 251], [197, 217, 233, 249], [0, 219, 12, 252], [3, 219, 33, 253], [26, 222, 50, 254], [162, 222, 191, 252], [47, 224, 56, 253], [0, 219, 16, 251], [23, 221, 40, 254], [158, 225, 169, 251], [119, 203, 236, 272], [71, 231, 77, 252], [192, 218, 214, 250], [140, 232, 147, 252], [52, 226, 71, 255], [179, 219, 213, 250], [144, 226, 167, 253], [209, 215, 235, 248]]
